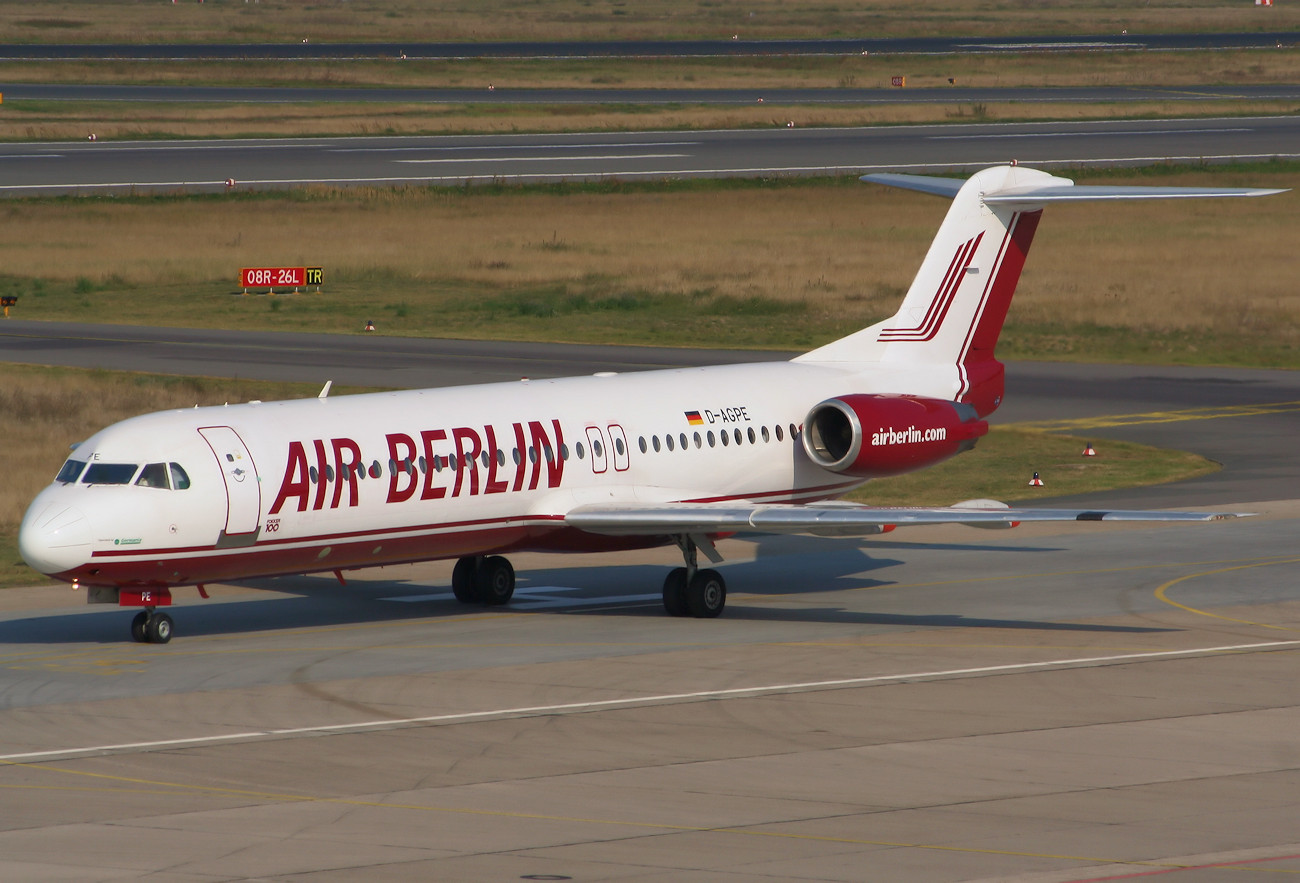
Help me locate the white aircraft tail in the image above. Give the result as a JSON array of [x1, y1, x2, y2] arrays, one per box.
[[795, 165, 1284, 417]]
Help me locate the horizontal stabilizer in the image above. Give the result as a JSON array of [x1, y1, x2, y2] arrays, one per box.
[[566, 502, 1248, 539], [862, 170, 1287, 207]]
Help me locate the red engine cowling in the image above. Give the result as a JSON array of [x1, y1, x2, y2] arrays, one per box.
[[802, 394, 988, 477]]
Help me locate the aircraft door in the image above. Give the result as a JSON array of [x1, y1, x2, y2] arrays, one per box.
[[608, 423, 630, 472], [198, 426, 262, 537], [585, 426, 608, 474]]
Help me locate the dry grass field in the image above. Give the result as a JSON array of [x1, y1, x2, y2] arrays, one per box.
[[2, 170, 1296, 360], [2, 0, 1295, 44]]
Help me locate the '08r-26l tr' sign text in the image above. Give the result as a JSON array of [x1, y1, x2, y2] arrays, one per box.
[[240, 267, 324, 289]]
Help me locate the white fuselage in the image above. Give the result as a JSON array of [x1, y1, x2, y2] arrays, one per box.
[[20, 358, 954, 588]]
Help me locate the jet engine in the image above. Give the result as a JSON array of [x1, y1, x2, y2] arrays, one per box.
[[802, 394, 988, 477]]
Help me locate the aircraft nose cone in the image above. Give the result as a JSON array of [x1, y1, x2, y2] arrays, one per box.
[[18, 501, 91, 577]]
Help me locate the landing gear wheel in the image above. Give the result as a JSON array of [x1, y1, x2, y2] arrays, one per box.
[[451, 557, 479, 604], [130, 610, 149, 643], [145, 612, 174, 644], [686, 568, 726, 619], [476, 556, 515, 605], [662, 567, 689, 617]]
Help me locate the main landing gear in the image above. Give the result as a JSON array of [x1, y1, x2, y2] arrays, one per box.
[[447, 541, 726, 619], [130, 608, 174, 644], [451, 555, 516, 606], [663, 535, 726, 618]]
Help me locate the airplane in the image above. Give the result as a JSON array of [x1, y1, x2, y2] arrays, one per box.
[[18, 164, 1284, 644]]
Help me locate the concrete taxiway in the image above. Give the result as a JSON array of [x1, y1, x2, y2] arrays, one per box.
[[1, 505, 1298, 880]]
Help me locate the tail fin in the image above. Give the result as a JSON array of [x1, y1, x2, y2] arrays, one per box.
[[795, 165, 1285, 417]]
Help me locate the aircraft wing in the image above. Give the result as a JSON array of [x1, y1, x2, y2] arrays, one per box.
[[565, 501, 1246, 538]]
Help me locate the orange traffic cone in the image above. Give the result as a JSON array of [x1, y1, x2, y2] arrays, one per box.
[[1028, 471, 1044, 487], [1082, 442, 1097, 457]]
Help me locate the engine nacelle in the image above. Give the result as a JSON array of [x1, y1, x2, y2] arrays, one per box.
[[802, 394, 987, 477]]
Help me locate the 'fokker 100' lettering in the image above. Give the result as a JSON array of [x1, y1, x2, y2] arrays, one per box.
[[269, 420, 565, 514]]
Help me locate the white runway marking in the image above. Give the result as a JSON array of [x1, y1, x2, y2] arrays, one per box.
[[928, 127, 1252, 140], [3, 640, 1296, 764], [331, 141, 700, 152], [395, 153, 690, 164]]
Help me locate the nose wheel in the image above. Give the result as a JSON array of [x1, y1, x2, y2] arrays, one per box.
[[130, 609, 174, 644]]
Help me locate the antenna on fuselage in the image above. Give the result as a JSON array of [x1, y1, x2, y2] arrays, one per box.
[[318, 380, 332, 399]]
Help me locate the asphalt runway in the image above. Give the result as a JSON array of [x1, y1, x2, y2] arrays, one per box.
[[3, 116, 1298, 195]]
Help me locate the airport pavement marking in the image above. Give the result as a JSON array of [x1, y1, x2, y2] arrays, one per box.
[[1154, 555, 1300, 633], [1006, 399, 1300, 433], [2, 638, 1297, 765]]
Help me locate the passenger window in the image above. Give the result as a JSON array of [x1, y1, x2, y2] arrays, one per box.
[[734, 429, 742, 445], [136, 463, 170, 489], [56, 459, 87, 484], [614, 437, 625, 456], [708, 431, 716, 448], [761, 426, 770, 442], [664, 435, 673, 452], [170, 463, 191, 489], [638, 437, 647, 454], [694, 432, 702, 449], [576, 442, 586, 460], [82, 463, 139, 485], [775, 425, 784, 442]]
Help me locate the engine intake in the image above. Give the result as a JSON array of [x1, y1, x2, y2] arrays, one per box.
[[803, 394, 987, 477]]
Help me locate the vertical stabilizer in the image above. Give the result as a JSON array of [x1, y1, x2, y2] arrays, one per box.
[[795, 166, 1065, 415], [795, 165, 1283, 417]]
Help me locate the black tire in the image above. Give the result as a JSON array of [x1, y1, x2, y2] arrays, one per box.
[[146, 612, 174, 644], [686, 569, 726, 619], [130, 610, 149, 643], [451, 557, 479, 603], [662, 567, 689, 617], [477, 556, 515, 605]]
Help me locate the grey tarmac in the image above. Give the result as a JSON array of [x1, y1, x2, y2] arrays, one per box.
[[3, 325, 1300, 880]]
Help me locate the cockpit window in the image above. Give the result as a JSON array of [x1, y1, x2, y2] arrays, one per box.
[[169, 463, 191, 490], [136, 463, 170, 489], [55, 459, 87, 484], [81, 463, 139, 485]]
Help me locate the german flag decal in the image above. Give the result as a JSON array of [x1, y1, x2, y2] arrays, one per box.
[[685, 410, 704, 425]]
